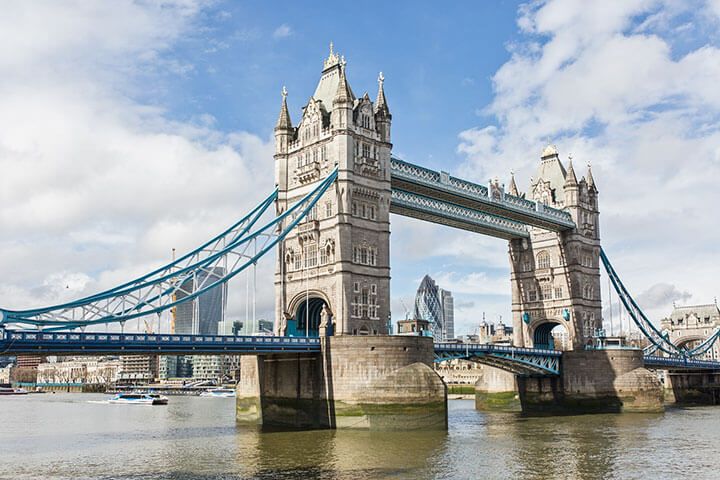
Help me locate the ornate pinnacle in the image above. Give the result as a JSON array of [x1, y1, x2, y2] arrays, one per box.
[[323, 41, 341, 70], [375, 71, 390, 116], [586, 161, 596, 189], [275, 85, 292, 131]]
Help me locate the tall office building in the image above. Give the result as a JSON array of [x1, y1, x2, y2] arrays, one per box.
[[175, 267, 227, 335], [413, 275, 455, 341], [170, 267, 227, 379]]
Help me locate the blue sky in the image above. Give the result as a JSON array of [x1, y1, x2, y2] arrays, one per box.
[[141, 1, 521, 168], [1, 0, 719, 336]]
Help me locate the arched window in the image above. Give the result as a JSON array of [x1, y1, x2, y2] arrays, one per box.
[[536, 251, 551, 269]]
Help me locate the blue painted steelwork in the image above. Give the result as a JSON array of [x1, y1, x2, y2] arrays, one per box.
[[433, 342, 562, 375], [644, 355, 720, 370], [601, 249, 720, 358], [0, 330, 321, 355], [390, 189, 530, 240], [390, 157, 575, 232], [0, 169, 338, 331]]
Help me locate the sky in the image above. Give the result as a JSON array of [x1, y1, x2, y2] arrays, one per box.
[[1, 0, 719, 336]]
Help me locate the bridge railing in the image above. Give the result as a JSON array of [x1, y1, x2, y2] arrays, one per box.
[[433, 342, 562, 357], [644, 355, 720, 370], [4, 330, 321, 347]]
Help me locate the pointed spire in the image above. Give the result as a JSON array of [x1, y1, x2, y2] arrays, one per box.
[[586, 161, 597, 190], [333, 57, 352, 105], [564, 155, 578, 186], [375, 71, 390, 116], [275, 86, 292, 131], [323, 41, 340, 70], [508, 170, 519, 196]]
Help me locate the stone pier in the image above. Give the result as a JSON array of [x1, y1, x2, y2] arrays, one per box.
[[663, 371, 720, 405], [237, 335, 447, 430], [474, 365, 520, 412], [475, 349, 664, 414]]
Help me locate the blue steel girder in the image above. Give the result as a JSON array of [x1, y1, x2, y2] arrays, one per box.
[[1, 330, 322, 355], [390, 157, 575, 232], [434, 343, 560, 375], [1, 168, 338, 330], [644, 355, 720, 371], [391, 189, 530, 240]]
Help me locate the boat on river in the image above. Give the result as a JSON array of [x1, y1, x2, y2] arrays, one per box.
[[0, 386, 28, 395], [199, 387, 236, 398], [108, 392, 168, 405]]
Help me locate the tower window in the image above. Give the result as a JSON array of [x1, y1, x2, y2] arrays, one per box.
[[536, 251, 551, 269], [541, 284, 552, 301], [304, 243, 317, 268], [527, 289, 537, 302], [320, 245, 329, 265], [325, 202, 332, 218]]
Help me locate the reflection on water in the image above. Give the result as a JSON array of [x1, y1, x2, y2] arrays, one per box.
[[1, 394, 719, 479]]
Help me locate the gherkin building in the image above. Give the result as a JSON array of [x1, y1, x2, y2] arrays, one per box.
[[413, 275, 454, 341]]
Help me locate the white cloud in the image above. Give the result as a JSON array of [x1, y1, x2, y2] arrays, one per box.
[[0, 2, 275, 325], [272, 24, 293, 39], [456, 0, 720, 331]]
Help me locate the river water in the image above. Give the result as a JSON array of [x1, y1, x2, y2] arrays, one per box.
[[1, 394, 719, 479]]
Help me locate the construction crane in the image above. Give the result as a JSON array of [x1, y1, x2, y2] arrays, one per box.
[[400, 298, 412, 320], [143, 318, 154, 334]]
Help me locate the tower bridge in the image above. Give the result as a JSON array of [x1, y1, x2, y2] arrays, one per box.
[[2, 45, 720, 427]]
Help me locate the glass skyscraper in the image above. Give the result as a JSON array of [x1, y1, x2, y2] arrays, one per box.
[[413, 275, 455, 341], [174, 267, 227, 335]]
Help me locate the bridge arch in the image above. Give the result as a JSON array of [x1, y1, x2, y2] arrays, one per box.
[[531, 321, 568, 350], [675, 335, 706, 351], [286, 291, 333, 337]]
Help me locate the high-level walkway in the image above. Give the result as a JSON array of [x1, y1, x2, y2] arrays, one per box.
[[390, 157, 575, 239]]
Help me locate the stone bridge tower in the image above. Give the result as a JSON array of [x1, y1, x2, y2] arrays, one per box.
[[509, 145, 601, 349], [273, 45, 392, 337]]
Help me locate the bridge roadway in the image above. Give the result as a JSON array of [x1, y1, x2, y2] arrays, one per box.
[[3, 331, 719, 375]]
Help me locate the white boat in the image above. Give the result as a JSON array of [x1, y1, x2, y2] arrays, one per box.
[[0, 387, 28, 395], [108, 392, 168, 405], [199, 387, 236, 398]]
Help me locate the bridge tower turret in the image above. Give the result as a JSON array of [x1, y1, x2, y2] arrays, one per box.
[[510, 146, 602, 350], [274, 44, 392, 337]]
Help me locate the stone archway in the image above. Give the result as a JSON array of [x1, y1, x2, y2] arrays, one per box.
[[285, 293, 332, 337], [676, 335, 705, 352], [532, 321, 567, 350]]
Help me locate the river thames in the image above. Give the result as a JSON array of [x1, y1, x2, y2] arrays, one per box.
[[2, 394, 719, 479]]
